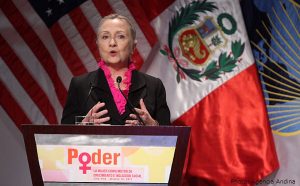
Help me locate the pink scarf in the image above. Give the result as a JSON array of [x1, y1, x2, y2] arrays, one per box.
[[98, 60, 136, 114]]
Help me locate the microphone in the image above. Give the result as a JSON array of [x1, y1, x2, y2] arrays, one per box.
[[84, 82, 95, 115], [116, 76, 122, 84], [87, 83, 95, 98], [116, 76, 145, 126]]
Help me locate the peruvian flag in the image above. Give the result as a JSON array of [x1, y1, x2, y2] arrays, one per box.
[[142, 0, 279, 185]]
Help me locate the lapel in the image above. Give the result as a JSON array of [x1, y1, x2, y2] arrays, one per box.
[[128, 70, 147, 107], [119, 70, 147, 121], [89, 69, 123, 124], [87, 69, 147, 124]]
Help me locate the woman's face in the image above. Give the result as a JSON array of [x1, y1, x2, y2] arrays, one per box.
[[97, 18, 135, 67]]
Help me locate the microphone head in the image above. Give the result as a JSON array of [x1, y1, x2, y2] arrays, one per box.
[[116, 76, 122, 84]]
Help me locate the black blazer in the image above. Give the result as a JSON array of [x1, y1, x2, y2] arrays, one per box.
[[61, 69, 170, 125]]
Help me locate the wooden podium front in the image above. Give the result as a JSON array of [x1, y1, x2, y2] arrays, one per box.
[[22, 125, 190, 186]]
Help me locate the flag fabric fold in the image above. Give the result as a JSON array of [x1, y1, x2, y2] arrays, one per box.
[[174, 65, 278, 185]]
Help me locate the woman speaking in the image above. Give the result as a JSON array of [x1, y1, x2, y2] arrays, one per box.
[[61, 14, 170, 126]]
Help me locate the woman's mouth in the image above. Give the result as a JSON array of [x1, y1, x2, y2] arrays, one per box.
[[109, 50, 117, 56]]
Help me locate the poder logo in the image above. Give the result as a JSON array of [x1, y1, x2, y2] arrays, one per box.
[[67, 148, 121, 174]]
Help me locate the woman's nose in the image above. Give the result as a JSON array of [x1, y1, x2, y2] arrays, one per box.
[[109, 38, 117, 47]]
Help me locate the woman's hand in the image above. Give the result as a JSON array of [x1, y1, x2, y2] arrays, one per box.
[[84, 102, 110, 125], [125, 99, 158, 126]]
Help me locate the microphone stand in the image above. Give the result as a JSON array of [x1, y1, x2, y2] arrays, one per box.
[[116, 76, 145, 126], [84, 83, 95, 115]]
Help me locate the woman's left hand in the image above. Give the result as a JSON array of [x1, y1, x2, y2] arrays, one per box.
[[125, 99, 158, 126]]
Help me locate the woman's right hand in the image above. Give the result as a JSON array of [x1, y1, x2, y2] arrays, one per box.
[[84, 102, 110, 125]]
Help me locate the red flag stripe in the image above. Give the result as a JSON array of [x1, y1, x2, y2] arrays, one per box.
[[0, 81, 31, 129], [133, 0, 176, 22], [132, 50, 144, 70], [1, 1, 67, 106], [123, 0, 158, 47], [0, 36, 58, 124], [69, 7, 100, 61], [50, 23, 88, 76], [92, 0, 114, 16]]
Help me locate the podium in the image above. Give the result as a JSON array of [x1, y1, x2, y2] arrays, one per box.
[[22, 125, 190, 186]]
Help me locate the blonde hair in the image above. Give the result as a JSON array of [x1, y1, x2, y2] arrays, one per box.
[[97, 14, 136, 41]]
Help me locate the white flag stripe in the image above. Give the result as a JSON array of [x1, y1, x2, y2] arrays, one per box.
[[0, 12, 63, 121], [146, 4, 200, 120], [0, 58, 48, 124], [108, 0, 152, 60], [11, 0, 73, 89], [80, 1, 102, 34], [0, 107, 16, 129], [59, 15, 98, 72]]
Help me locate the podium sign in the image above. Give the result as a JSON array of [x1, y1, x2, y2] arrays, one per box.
[[36, 134, 176, 183], [22, 125, 190, 186]]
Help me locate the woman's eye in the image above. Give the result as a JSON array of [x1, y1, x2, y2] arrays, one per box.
[[101, 35, 109, 40], [117, 35, 125, 39]]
